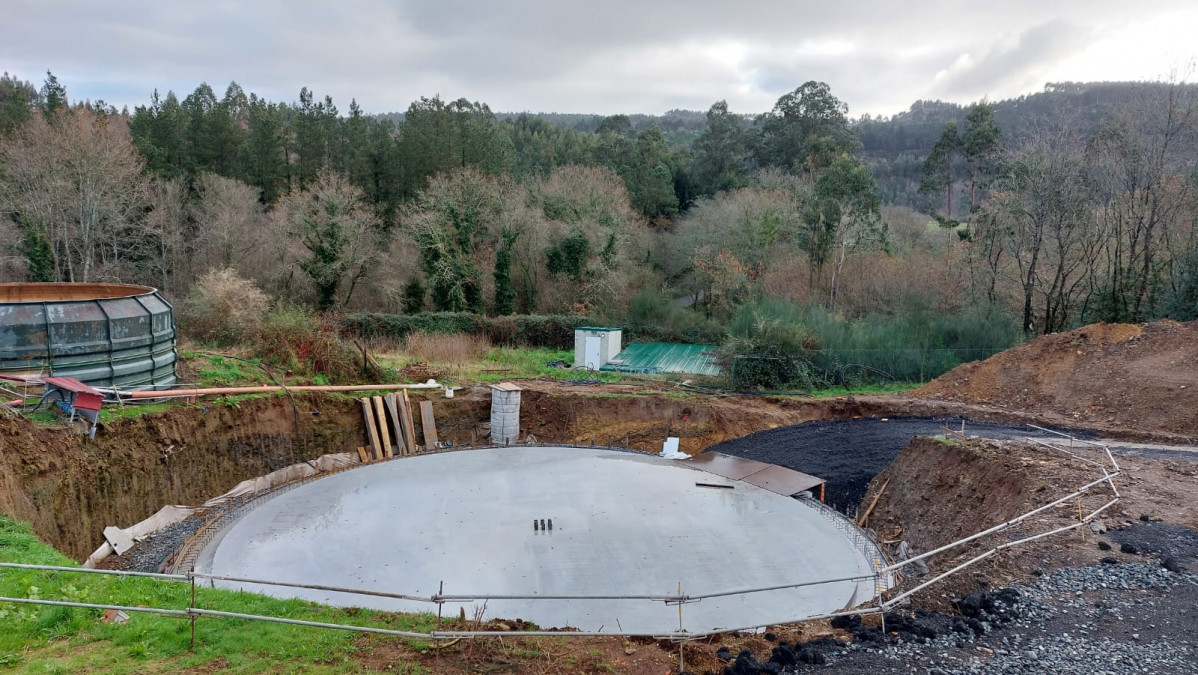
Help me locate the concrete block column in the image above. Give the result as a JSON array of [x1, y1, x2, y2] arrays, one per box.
[[489, 383, 522, 446]]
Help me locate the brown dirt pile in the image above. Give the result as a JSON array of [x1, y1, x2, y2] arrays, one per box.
[[860, 436, 1097, 555], [860, 434, 1198, 602], [913, 320, 1198, 436]]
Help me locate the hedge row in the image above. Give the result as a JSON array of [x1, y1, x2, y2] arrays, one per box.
[[340, 312, 723, 349]]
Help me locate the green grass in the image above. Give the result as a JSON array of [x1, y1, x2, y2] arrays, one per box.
[[194, 355, 257, 387], [804, 382, 921, 398], [98, 402, 174, 423], [0, 516, 432, 673], [376, 347, 629, 386]]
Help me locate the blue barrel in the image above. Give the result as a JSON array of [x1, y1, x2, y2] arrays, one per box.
[[0, 283, 177, 388]]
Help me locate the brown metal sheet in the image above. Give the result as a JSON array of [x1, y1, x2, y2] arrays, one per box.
[[740, 465, 825, 497], [688, 452, 772, 480]]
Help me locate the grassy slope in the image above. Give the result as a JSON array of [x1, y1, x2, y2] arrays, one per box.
[[0, 517, 432, 673]]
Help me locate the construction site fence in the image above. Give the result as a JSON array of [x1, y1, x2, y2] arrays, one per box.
[[0, 433, 1120, 645]]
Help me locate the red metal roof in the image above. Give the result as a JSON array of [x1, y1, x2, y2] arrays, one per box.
[[43, 377, 103, 396]]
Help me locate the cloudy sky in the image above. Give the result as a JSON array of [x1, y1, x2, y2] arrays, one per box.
[[4, 0, 1196, 117]]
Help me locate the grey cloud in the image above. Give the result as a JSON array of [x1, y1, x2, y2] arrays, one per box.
[[930, 20, 1090, 99], [1, 0, 1193, 116]]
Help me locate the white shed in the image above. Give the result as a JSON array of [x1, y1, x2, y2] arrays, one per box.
[[573, 327, 622, 369]]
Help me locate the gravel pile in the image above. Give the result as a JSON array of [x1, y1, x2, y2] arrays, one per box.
[[1109, 522, 1198, 571], [103, 493, 261, 573], [111, 516, 207, 572], [710, 562, 1198, 674]]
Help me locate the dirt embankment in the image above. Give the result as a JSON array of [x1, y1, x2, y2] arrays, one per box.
[[859, 437, 1091, 554], [0, 385, 864, 561], [913, 320, 1198, 437], [0, 395, 367, 560], [860, 434, 1198, 599]]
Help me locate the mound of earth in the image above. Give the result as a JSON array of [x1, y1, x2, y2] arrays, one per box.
[[913, 320, 1198, 436], [860, 436, 1096, 556]]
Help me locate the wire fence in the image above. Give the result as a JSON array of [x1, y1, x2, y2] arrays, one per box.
[[1, 430, 1121, 662]]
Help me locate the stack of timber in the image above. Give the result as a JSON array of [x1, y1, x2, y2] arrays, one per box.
[[358, 391, 425, 461]]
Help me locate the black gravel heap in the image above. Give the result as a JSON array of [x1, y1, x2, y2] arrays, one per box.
[[1108, 522, 1198, 572]]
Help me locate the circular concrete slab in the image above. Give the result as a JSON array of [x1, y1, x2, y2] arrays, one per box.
[[196, 446, 880, 634]]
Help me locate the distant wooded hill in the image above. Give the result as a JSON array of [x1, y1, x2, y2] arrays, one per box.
[[394, 81, 1192, 206]]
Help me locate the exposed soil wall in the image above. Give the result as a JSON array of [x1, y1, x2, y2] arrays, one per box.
[[0, 394, 365, 560]]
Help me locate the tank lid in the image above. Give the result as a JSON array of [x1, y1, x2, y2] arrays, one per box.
[[0, 283, 158, 304]]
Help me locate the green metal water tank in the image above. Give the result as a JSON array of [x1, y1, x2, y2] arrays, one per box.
[[0, 283, 178, 388]]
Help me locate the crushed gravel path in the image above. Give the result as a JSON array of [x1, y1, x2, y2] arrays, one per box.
[[714, 562, 1198, 674]]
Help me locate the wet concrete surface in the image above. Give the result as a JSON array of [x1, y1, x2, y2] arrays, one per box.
[[195, 446, 879, 633]]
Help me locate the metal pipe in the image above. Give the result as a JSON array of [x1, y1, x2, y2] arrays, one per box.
[[193, 572, 436, 603], [106, 381, 442, 400], [1024, 436, 1107, 468], [431, 629, 689, 638], [883, 549, 998, 608], [435, 593, 676, 602], [700, 607, 885, 636], [686, 572, 881, 601], [0, 561, 187, 581], [188, 607, 435, 639], [0, 595, 190, 617], [1104, 444, 1121, 472]]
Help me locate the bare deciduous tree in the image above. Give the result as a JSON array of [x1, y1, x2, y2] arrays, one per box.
[[0, 108, 148, 282]]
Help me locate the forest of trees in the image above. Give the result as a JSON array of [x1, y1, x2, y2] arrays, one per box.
[[0, 71, 1195, 369]]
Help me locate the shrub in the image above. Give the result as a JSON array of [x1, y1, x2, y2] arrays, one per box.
[[254, 307, 361, 383], [179, 268, 269, 346], [720, 300, 819, 389], [719, 299, 1021, 388]]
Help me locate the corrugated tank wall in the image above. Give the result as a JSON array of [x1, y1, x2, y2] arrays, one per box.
[[0, 283, 178, 388]]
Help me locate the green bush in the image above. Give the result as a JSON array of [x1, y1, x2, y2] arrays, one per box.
[[721, 300, 819, 389], [720, 300, 1021, 388], [255, 306, 363, 382]]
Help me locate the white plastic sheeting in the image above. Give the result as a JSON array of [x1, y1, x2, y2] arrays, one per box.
[[201, 453, 357, 508]]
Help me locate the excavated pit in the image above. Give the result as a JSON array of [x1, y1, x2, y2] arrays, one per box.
[[0, 388, 869, 562]]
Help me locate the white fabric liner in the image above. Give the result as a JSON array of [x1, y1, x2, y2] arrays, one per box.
[[83, 452, 358, 568]]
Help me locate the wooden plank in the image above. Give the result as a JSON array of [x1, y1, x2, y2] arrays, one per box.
[[857, 477, 890, 527], [419, 400, 439, 450], [400, 390, 418, 452], [384, 394, 408, 456], [373, 396, 393, 458], [360, 397, 383, 460], [356, 446, 369, 463]]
